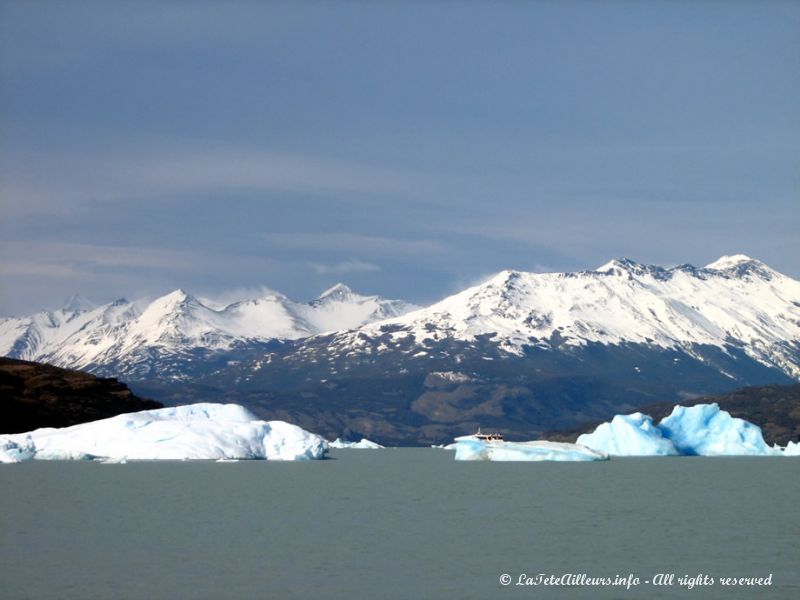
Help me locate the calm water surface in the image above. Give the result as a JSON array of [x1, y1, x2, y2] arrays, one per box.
[[1, 450, 798, 600]]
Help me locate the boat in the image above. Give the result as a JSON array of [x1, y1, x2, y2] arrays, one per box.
[[472, 428, 504, 442]]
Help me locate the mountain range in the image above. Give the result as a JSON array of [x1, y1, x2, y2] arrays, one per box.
[[2, 255, 798, 444], [0, 284, 417, 380]]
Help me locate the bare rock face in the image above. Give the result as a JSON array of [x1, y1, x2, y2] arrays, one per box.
[[0, 357, 162, 434]]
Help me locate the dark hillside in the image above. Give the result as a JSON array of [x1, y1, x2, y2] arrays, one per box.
[[0, 357, 162, 434]]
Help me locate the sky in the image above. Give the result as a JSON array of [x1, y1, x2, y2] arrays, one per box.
[[1, 1, 798, 316]]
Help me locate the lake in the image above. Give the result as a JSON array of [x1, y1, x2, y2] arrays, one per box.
[[1, 450, 798, 599]]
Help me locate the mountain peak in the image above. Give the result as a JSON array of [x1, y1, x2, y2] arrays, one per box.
[[151, 289, 201, 309], [705, 255, 758, 270], [314, 283, 356, 303], [596, 257, 649, 275], [704, 255, 775, 280], [61, 294, 95, 314]]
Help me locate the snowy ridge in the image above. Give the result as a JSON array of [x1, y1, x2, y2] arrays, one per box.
[[323, 255, 800, 379], [0, 286, 417, 375], [2, 255, 798, 382]]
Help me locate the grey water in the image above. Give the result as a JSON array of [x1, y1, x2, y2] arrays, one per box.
[[1, 450, 798, 600]]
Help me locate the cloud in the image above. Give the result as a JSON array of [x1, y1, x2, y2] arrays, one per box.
[[308, 259, 381, 275], [264, 233, 447, 257], [0, 260, 83, 279], [0, 143, 442, 217], [0, 241, 195, 273], [196, 286, 285, 310]]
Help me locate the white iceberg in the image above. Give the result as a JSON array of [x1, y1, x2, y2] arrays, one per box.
[[453, 436, 608, 462], [577, 413, 679, 456], [577, 403, 797, 457], [0, 403, 328, 462], [329, 437, 384, 449], [779, 441, 800, 456], [0, 435, 36, 463]]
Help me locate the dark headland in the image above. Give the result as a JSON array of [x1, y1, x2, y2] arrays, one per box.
[[0, 357, 162, 434]]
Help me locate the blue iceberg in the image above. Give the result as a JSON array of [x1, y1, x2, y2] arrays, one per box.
[[658, 404, 773, 456], [577, 413, 679, 456], [578, 403, 797, 457]]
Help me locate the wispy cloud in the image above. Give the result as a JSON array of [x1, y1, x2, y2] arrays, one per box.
[[0, 143, 442, 217], [0, 241, 197, 272], [308, 259, 381, 275], [264, 232, 447, 257], [0, 260, 83, 279], [196, 286, 285, 310]]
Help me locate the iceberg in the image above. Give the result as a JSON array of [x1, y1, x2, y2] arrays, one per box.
[[0, 435, 36, 463], [453, 436, 608, 462], [329, 438, 384, 449], [578, 403, 797, 457], [0, 403, 328, 462], [658, 403, 775, 456], [577, 413, 679, 456], [780, 441, 800, 456]]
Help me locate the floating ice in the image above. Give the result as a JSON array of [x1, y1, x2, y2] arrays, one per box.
[[578, 403, 797, 457], [780, 441, 800, 456], [329, 438, 384, 449], [0, 403, 328, 462], [577, 413, 679, 456], [453, 436, 608, 462], [0, 435, 36, 463], [658, 404, 774, 456]]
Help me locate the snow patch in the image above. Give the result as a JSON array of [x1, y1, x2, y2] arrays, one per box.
[[429, 371, 474, 384]]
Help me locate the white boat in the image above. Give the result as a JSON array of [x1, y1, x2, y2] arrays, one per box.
[[455, 428, 505, 444]]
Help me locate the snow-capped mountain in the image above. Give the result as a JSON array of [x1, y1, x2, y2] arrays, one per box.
[[2, 255, 797, 444], [0, 285, 417, 378], [187, 255, 797, 444], [318, 254, 800, 379]]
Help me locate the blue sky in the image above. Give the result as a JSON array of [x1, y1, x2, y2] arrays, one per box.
[[1, 1, 798, 315]]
